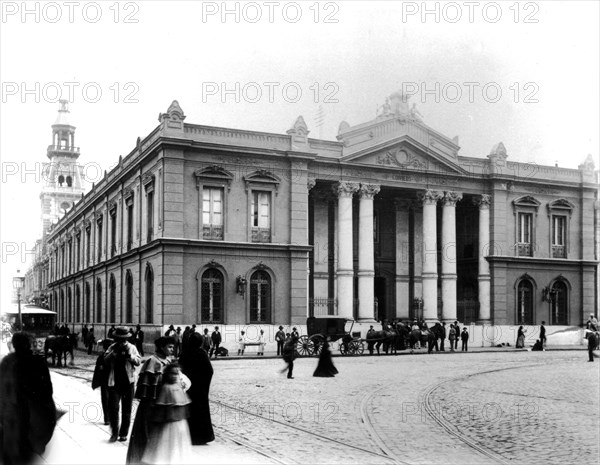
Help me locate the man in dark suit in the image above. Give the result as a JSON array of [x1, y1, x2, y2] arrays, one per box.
[[588, 331, 598, 362], [539, 321, 547, 348], [209, 326, 221, 358], [275, 326, 286, 356], [440, 322, 446, 351]]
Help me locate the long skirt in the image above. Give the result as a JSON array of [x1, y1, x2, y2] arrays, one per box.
[[125, 400, 152, 464], [516, 335, 525, 348], [187, 394, 215, 445], [141, 420, 193, 464]]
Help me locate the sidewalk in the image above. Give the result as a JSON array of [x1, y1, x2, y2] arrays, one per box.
[[40, 370, 273, 465]]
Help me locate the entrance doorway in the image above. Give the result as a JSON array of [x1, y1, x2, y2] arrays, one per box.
[[375, 277, 386, 322]]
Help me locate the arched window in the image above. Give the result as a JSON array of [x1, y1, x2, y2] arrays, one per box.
[[201, 269, 224, 323], [125, 271, 133, 323], [66, 176, 73, 187], [96, 278, 102, 323], [250, 270, 271, 323], [58, 175, 65, 186], [145, 265, 153, 324], [517, 279, 534, 325], [551, 280, 568, 325], [109, 274, 116, 323], [85, 282, 91, 322], [76, 285, 81, 322]]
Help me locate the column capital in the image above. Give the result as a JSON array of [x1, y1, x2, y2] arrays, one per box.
[[333, 181, 360, 198], [443, 191, 463, 206], [418, 189, 443, 206], [359, 183, 381, 199], [473, 194, 492, 209]]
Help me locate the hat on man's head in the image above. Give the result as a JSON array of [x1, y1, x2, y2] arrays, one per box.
[[113, 326, 131, 340], [279, 326, 283, 330], [293, 327, 297, 331]]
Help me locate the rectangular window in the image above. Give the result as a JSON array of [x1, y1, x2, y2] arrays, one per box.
[[76, 235, 81, 272], [147, 192, 154, 242], [127, 202, 134, 251], [202, 187, 224, 240], [110, 212, 117, 257], [517, 212, 532, 256], [552, 215, 566, 258], [97, 221, 103, 262], [251, 191, 271, 242], [86, 228, 91, 266]]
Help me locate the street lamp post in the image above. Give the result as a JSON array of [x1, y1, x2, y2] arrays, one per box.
[[12, 275, 25, 331]]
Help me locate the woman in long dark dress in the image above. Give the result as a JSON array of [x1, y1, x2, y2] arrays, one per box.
[[313, 340, 338, 377], [126, 336, 175, 464], [516, 326, 526, 348], [178, 332, 215, 445]]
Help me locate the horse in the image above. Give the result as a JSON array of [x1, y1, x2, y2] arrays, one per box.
[[44, 333, 78, 367], [366, 329, 399, 355]]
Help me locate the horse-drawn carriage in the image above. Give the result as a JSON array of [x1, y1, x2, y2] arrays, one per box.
[[296, 316, 365, 356]]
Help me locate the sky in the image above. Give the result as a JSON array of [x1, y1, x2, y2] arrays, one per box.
[[0, 0, 599, 308]]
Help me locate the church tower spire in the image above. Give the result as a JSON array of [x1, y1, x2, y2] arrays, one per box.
[[40, 100, 87, 236]]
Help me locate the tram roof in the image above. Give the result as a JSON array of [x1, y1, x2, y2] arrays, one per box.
[[3, 304, 56, 315]]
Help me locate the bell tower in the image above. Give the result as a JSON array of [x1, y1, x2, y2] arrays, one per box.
[[40, 100, 87, 236]]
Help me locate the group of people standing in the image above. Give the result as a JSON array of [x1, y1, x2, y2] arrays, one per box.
[[91, 326, 215, 464]]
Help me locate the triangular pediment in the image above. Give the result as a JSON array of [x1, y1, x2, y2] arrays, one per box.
[[342, 139, 466, 175], [338, 116, 466, 174]]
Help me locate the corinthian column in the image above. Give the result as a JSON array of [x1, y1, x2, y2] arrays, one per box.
[[475, 194, 492, 323], [333, 182, 359, 319], [358, 183, 380, 321], [419, 189, 443, 322], [441, 191, 462, 322]]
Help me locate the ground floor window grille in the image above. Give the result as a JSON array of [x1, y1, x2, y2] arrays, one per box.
[[517, 280, 533, 325], [201, 269, 223, 322], [250, 270, 271, 323]]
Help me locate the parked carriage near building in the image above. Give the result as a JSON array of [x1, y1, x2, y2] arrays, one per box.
[[296, 316, 365, 356]]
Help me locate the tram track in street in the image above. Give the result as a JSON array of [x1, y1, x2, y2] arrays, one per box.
[[51, 364, 402, 464], [358, 386, 410, 464], [421, 362, 546, 465]]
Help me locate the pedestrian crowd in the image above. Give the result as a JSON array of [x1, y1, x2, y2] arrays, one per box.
[[86, 325, 217, 464], [2, 314, 598, 465]]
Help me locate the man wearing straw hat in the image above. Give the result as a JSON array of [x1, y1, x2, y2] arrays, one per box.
[[104, 326, 141, 442]]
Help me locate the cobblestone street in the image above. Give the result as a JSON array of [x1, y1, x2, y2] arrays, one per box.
[[44, 349, 599, 465]]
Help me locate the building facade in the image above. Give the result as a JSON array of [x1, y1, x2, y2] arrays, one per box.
[[26, 95, 599, 336]]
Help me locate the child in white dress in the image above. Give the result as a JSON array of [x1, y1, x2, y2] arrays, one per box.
[[141, 363, 192, 464]]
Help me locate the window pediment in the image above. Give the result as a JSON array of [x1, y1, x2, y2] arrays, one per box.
[[123, 187, 134, 202], [108, 200, 117, 216], [142, 173, 155, 191], [244, 170, 281, 195], [547, 198, 575, 215], [194, 165, 234, 190], [512, 196, 541, 211]]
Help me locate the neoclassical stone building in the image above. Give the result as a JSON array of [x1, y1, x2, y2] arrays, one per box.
[[27, 94, 599, 334]]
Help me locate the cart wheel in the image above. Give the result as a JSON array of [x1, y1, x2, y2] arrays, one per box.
[[354, 341, 365, 355], [296, 336, 314, 357], [312, 336, 325, 356], [339, 342, 349, 355]]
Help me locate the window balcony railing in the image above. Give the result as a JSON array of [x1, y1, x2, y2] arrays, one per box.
[[203, 224, 223, 240], [552, 245, 566, 258], [251, 227, 271, 243], [309, 298, 337, 317], [516, 243, 532, 257]]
